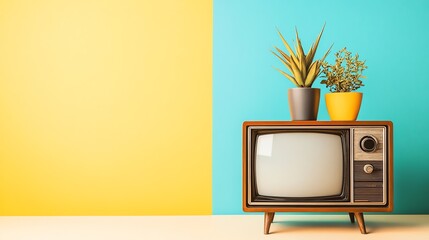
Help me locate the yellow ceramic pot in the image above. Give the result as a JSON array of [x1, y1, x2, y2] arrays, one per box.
[[325, 92, 363, 121]]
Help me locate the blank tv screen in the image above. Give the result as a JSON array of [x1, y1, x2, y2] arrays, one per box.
[[255, 133, 343, 198]]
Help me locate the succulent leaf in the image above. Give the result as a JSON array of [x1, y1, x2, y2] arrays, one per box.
[[305, 23, 325, 68], [274, 47, 291, 63], [277, 30, 299, 65], [289, 59, 304, 86], [272, 51, 293, 73], [304, 61, 319, 86], [275, 67, 299, 87], [295, 28, 306, 62]]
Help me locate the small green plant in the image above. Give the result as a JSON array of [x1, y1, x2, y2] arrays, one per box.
[[321, 48, 367, 92], [272, 25, 332, 88]]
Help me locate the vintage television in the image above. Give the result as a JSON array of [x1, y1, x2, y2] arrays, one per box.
[[242, 121, 393, 234]]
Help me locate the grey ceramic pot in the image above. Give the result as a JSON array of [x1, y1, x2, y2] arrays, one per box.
[[288, 88, 320, 120]]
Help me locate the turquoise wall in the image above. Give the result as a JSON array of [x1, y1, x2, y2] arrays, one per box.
[[213, 0, 429, 214]]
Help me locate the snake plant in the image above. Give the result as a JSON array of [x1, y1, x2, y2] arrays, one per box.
[[272, 25, 332, 87]]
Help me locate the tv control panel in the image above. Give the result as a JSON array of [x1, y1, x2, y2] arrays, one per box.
[[352, 127, 386, 203]]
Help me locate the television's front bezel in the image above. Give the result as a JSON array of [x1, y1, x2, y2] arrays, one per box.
[[248, 127, 350, 205], [242, 121, 394, 213], [242, 121, 394, 212]]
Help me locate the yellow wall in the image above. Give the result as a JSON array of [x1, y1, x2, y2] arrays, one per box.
[[0, 0, 211, 215]]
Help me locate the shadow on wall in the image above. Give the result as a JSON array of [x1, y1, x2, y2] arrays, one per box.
[[394, 153, 429, 214]]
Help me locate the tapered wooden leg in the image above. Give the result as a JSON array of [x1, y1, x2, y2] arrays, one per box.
[[348, 212, 355, 223], [354, 212, 367, 234], [264, 212, 275, 235]]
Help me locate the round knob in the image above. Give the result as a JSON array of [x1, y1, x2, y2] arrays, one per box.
[[363, 164, 374, 174], [360, 135, 378, 152]]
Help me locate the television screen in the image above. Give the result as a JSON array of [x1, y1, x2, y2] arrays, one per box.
[[255, 132, 343, 198]]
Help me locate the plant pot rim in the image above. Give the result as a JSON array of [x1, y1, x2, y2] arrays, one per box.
[[326, 92, 362, 95], [289, 87, 320, 90]]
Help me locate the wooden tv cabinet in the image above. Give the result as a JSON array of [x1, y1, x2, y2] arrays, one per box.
[[243, 121, 394, 234]]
